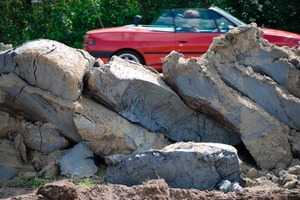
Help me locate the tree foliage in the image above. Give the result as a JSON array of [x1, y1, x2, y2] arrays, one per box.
[[0, 0, 299, 48]]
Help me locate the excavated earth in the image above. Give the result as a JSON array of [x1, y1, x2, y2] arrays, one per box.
[[1, 178, 300, 200]]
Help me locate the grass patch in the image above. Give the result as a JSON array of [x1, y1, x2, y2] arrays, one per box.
[[244, 177, 259, 187], [70, 165, 107, 187], [76, 178, 97, 187], [13, 178, 52, 188]]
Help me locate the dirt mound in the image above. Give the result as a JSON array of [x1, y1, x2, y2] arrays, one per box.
[[3, 179, 300, 200]]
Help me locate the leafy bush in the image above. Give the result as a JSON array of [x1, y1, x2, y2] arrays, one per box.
[[0, 0, 299, 49]]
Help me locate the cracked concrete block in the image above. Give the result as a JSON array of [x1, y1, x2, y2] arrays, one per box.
[[0, 111, 26, 139], [106, 142, 243, 190], [0, 43, 12, 52], [162, 25, 293, 170], [57, 142, 98, 178], [204, 23, 300, 130], [0, 39, 95, 101], [163, 51, 292, 170], [0, 139, 23, 184], [208, 23, 300, 98], [0, 73, 80, 142], [73, 96, 170, 157], [20, 122, 69, 153], [86, 56, 240, 145]]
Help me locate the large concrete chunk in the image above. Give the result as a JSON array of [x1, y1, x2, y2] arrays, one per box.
[[57, 142, 98, 178], [208, 23, 300, 98], [105, 142, 243, 190], [163, 52, 292, 170], [86, 56, 240, 145], [204, 23, 300, 130], [21, 122, 69, 153], [0, 140, 23, 184], [0, 111, 25, 139], [73, 96, 170, 157], [0, 39, 94, 101], [0, 73, 80, 142]]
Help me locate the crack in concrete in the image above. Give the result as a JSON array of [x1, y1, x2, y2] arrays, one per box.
[[39, 126, 43, 152], [76, 49, 90, 61], [32, 44, 57, 87], [33, 55, 39, 85], [13, 85, 27, 103], [79, 113, 94, 123], [44, 44, 57, 55], [1, 54, 9, 70]]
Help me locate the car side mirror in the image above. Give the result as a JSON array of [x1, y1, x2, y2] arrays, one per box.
[[134, 15, 142, 26]]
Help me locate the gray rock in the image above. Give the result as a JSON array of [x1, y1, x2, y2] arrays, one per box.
[[274, 163, 287, 177], [105, 142, 242, 190], [288, 165, 300, 175], [0, 43, 12, 51], [280, 173, 298, 186], [73, 97, 170, 157], [0, 39, 94, 101], [0, 73, 80, 142], [218, 180, 231, 192], [31, 150, 66, 179], [289, 129, 300, 157], [0, 140, 23, 184], [204, 23, 300, 130], [283, 180, 299, 189], [218, 180, 242, 193], [0, 166, 19, 184], [57, 142, 98, 178], [87, 56, 240, 145], [246, 168, 258, 179], [163, 51, 292, 170], [0, 111, 25, 139], [21, 122, 69, 153]]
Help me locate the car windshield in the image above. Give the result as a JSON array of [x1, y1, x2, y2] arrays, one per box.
[[151, 7, 245, 33], [209, 6, 245, 26]]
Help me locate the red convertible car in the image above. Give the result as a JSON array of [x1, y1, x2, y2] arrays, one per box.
[[84, 6, 300, 71]]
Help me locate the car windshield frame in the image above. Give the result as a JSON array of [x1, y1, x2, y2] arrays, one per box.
[[150, 6, 246, 33], [208, 6, 245, 26]]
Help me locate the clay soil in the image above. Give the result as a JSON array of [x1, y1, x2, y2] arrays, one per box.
[[1, 178, 300, 200]]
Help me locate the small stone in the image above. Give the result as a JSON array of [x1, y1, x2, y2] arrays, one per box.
[[246, 168, 258, 178], [218, 180, 232, 193], [280, 173, 298, 186], [288, 165, 300, 175], [283, 180, 298, 189]]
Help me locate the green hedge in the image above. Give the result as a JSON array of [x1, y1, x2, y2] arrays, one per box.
[[0, 0, 299, 49]]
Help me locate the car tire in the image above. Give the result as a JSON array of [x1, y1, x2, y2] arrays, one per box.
[[115, 50, 144, 64]]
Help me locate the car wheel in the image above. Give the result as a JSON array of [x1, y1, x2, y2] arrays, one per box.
[[115, 50, 144, 64]]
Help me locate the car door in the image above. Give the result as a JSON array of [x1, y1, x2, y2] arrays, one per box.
[[137, 29, 176, 68], [175, 31, 220, 58], [174, 9, 234, 58]]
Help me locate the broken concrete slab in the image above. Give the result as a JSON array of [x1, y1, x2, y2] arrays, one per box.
[[0, 39, 94, 101], [106, 142, 243, 190], [86, 56, 240, 145], [20, 122, 69, 153], [0, 140, 23, 184], [57, 142, 98, 178], [208, 23, 300, 98], [73, 96, 170, 157], [0, 73, 80, 142], [0, 111, 25, 139], [163, 51, 292, 170], [205, 23, 300, 131]]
